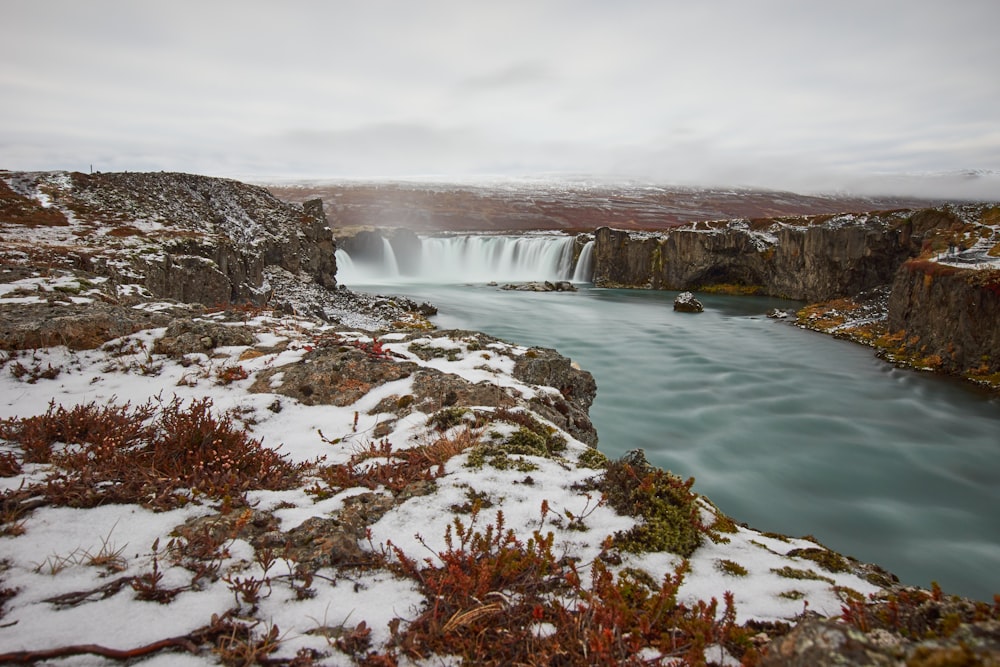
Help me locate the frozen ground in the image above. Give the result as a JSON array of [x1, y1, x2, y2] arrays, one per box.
[[0, 285, 884, 664]]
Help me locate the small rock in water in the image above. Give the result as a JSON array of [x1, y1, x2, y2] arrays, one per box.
[[767, 308, 789, 319], [501, 281, 578, 292], [673, 291, 704, 313]]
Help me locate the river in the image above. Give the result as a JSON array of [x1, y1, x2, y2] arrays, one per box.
[[337, 235, 1000, 601]]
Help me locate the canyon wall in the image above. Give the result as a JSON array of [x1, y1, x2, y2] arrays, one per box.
[[593, 206, 1000, 383], [887, 260, 1000, 377], [592, 212, 917, 302]]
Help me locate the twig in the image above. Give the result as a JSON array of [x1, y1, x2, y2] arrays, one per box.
[[42, 576, 132, 608], [0, 635, 200, 663]]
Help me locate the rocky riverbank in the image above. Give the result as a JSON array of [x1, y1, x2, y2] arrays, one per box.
[[1, 170, 997, 664], [591, 206, 1000, 390]]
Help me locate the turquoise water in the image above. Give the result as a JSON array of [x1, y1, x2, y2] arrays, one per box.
[[353, 281, 1000, 600]]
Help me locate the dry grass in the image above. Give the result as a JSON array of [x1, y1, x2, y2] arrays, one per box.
[[0, 397, 304, 511], [375, 506, 752, 665], [314, 427, 479, 496]]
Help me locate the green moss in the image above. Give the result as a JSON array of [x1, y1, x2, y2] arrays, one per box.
[[502, 428, 548, 457], [428, 407, 474, 431], [787, 547, 851, 573], [770, 566, 835, 584], [760, 532, 791, 543], [698, 283, 763, 296], [465, 446, 539, 472], [602, 451, 703, 558], [490, 408, 566, 454], [464, 427, 551, 472], [716, 559, 748, 577], [450, 487, 495, 514], [577, 448, 609, 470]]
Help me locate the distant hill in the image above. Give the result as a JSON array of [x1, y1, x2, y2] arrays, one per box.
[[266, 180, 942, 232]]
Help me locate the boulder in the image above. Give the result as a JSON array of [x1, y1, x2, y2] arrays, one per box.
[[673, 291, 704, 313], [153, 318, 258, 357]]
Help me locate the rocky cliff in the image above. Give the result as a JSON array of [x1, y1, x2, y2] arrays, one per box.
[[886, 260, 1000, 379], [1, 170, 337, 308], [592, 211, 918, 302], [593, 205, 1000, 387]]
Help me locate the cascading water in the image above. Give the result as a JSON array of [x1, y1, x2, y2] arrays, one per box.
[[419, 235, 575, 283], [335, 238, 401, 283], [336, 234, 586, 285], [572, 240, 595, 283]]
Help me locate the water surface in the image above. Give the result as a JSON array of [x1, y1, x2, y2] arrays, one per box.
[[349, 280, 1000, 600]]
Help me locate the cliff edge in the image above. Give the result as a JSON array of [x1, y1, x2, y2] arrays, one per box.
[[592, 205, 1000, 389]]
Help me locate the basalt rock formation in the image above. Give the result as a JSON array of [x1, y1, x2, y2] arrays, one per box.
[[592, 212, 917, 302], [592, 205, 1000, 386], [887, 260, 1000, 378]]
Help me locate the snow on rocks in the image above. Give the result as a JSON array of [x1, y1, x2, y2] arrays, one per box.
[[0, 304, 889, 665]]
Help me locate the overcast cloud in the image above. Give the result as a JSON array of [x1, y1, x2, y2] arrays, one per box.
[[2, 1, 999, 197]]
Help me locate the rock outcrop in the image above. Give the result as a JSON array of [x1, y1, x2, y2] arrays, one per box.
[[1, 170, 337, 308], [592, 212, 916, 302], [593, 205, 1000, 387], [886, 260, 1000, 377]]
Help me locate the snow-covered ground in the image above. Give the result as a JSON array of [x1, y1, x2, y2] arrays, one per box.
[[0, 282, 884, 664]]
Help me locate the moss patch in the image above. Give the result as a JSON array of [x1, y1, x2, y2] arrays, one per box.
[[786, 547, 851, 574], [716, 559, 749, 577], [770, 566, 835, 585], [577, 447, 609, 470], [601, 451, 703, 558]]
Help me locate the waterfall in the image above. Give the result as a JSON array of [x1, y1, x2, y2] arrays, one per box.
[[572, 240, 595, 283], [381, 238, 400, 276], [336, 234, 583, 285], [419, 235, 576, 283], [334, 239, 400, 283]]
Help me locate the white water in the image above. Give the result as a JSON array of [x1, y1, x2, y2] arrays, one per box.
[[572, 240, 595, 283], [337, 234, 586, 285]]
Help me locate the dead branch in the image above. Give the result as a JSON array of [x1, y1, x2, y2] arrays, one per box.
[[0, 635, 199, 663], [42, 576, 132, 608]]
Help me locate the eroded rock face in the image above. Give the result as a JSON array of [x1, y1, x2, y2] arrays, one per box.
[[244, 329, 600, 445], [762, 617, 1000, 666], [153, 318, 258, 357], [512, 344, 598, 445], [592, 213, 915, 302], [251, 346, 416, 407], [1, 171, 338, 309], [887, 262, 1000, 377]]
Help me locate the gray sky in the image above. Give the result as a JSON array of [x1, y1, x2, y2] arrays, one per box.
[[3, 1, 999, 197]]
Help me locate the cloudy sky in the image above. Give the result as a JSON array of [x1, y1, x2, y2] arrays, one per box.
[[3, 1, 999, 197]]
